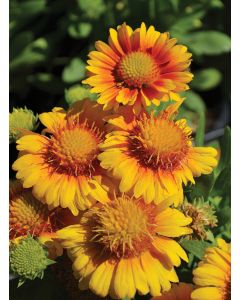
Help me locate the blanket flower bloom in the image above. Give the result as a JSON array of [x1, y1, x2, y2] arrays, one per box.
[[9, 180, 52, 240], [12, 100, 111, 216], [191, 238, 231, 300], [83, 22, 193, 114], [98, 103, 218, 206], [151, 283, 193, 299], [56, 194, 192, 299]]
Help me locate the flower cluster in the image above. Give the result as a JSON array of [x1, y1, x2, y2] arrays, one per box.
[[10, 22, 230, 300]]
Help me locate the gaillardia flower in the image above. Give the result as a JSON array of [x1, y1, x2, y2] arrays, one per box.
[[9, 180, 52, 240], [191, 238, 231, 300], [57, 194, 192, 298], [12, 100, 111, 216], [98, 105, 218, 206], [83, 22, 193, 114], [151, 283, 193, 299]]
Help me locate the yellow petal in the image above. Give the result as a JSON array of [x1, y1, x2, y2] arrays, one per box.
[[39, 110, 66, 133], [16, 134, 46, 153], [153, 236, 188, 266], [156, 208, 192, 227], [119, 160, 139, 192], [45, 175, 62, 206], [134, 169, 150, 198], [130, 257, 149, 295], [193, 264, 226, 287], [114, 259, 133, 299], [191, 287, 223, 300], [140, 252, 161, 296], [59, 176, 76, 209], [89, 260, 115, 297], [71, 250, 89, 270], [22, 168, 41, 188], [109, 28, 124, 56], [88, 179, 109, 203]]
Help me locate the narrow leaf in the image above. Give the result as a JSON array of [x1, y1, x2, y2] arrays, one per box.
[[180, 239, 212, 260]]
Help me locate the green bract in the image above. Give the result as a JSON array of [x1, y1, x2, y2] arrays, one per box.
[[9, 107, 38, 143], [10, 236, 55, 287]]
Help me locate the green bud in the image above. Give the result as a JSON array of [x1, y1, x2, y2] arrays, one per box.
[[10, 235, 55, 287], [65, 85, 97, 106], [9, 107, 38, 143]]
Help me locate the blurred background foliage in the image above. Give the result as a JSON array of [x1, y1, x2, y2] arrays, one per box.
[[10, 0, 230, 138]]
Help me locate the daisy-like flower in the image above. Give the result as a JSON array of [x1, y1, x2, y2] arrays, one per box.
[[9, 179, 65, 258], [56, 194, 192, 298], [98, 103, 218, 206], [9, 180, 52, 240], [12, 100, 111, 216], [151, 283, 193, 299], [83, 22, 193, 114], [191, 238, 231, 300]]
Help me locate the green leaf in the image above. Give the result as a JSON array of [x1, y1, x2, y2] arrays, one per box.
[[180, 239, 212, 260], [62, 58, 86, 83], [170, 11, 205, 35], [211, 165, 231, 198], [209, 196, 222, 207], [10, 31, 33, 60], [168, 0, 179, 12], [181, 91, 206, 146], [216, 207, 231, 226], [188, 173, 215, 200], [77, 0, 106, 19], [182, 90, 206, 113], [182, 31, 231, 55], [217, 127, 231, 173], [176, 107, 198, 130], [10, 38, 48, 71], [68, 22, 92, 39], [191, 68, 222, 91], [206, 230, 215, 243], [210, 0, 224, 8], [146, 100, 175, 116], [10, 0, 46, 20]]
